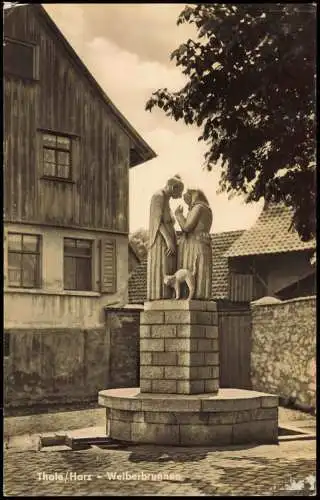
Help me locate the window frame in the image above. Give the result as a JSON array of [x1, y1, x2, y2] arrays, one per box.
[[41, 131, 73, 181], [4, 37, 39, 81], [63, 237, 93, 292], [7, 232, 42, 289]]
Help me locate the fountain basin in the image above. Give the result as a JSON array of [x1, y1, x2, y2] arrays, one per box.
[[99, 387, 278, 446]]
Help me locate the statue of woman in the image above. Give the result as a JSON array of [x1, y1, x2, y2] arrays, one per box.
[[147, 175, 184, 300], [175, 189, 213, 300]]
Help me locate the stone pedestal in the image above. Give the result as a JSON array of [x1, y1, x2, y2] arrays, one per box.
[[98, 299, 279, 446], [140, 300, 219, 394]]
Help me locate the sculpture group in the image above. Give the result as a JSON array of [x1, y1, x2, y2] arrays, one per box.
[[147, 175, 213, 301]]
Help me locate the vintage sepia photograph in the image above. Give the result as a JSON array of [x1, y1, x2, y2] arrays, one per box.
[[3, 1, 316, 496]]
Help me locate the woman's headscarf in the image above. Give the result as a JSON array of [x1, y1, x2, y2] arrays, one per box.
[[185, 188, 211, 209]]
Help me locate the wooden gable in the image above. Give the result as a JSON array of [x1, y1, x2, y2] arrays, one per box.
[[4, 5, 155, 232]]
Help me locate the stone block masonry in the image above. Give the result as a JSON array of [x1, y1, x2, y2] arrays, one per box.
[[98, 301, 279, 447], [99, 388, 279, 446], [251, 296, 316, 409], [140, 300, 219, 395]]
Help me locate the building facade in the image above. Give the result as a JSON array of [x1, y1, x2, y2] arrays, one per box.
[[4, 5, 155, 406], [225, 202, 316, 302]]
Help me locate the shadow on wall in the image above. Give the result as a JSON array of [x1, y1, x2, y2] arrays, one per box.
[[4, 308, 141, 409]]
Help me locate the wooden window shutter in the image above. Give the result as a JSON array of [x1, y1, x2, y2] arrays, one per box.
[[100, 238, 117, 293]]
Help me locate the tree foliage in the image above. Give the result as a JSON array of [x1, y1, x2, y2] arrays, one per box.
[[146, 3, 316, 241], [129, 228, 149, 260]]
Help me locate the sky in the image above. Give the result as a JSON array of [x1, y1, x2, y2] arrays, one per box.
[[44, 3, 264, 234]]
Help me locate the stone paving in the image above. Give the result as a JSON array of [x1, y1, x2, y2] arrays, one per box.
[[4, 406, 316, 496], [4, 439, 316, 496]]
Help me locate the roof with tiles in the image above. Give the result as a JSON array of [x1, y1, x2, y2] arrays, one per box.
[[128, 230, 244, 304], [211, 230, 244, 299], [224, 202, 316, 258], [128, 258, 148, 304]]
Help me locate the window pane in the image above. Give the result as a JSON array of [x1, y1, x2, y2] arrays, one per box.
[[56, 164, 70, 179], [64, 256, 76, 290], [76, 240, 92, 256], [57, 136, 71, 150], [44, 162, 56, 176], [8, 268, 21, 287], [8, 233, 22, 251], [44, 148, 56, 162], [4, 40, 34, 80], [57, 151, 70, 165], [8, 252, 22, 286], [22, 254, 38, 287], [22, 235, 39, 253], [64, 238, 76, 249], [43, 134, 57, 147], [76, 257, 92, 291], [76, 240, 92, 249]]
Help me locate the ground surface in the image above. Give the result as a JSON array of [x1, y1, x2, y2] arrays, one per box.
[[3, 405, 316, 496]]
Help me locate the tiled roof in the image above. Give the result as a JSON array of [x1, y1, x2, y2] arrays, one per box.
[[128, 259, 148, 304], [128, 230, 244, 304], [225, 203, 316, 258], [128, 242, 141, 264]]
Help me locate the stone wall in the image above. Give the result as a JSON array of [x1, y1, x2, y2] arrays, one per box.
[[4, 328, 108, 408], [4, 307, 141, 408], [106, 307, 141, 389], [251, 296, 316, 409]]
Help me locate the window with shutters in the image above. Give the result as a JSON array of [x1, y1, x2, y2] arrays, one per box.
[[64, 238, 92, 291], [4, 38, 39, 80], [100, 238, 117, 293]]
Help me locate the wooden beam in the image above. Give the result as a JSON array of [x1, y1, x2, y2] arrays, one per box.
[[249, 265, 268, 291]]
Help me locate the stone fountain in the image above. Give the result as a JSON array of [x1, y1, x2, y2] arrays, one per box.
[[99, 179, 278, 446]]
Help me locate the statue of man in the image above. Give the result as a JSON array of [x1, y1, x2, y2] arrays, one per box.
[[147, 175, 184, 301]]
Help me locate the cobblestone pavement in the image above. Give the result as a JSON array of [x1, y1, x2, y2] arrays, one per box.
[[4, 440, 316, 496]]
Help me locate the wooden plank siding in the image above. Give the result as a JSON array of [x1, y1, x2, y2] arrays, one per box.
[[229, 273, 254, 302], [218, 302, 252, 390], [4, 5, 130, 233], [228, 256, 268, 302]]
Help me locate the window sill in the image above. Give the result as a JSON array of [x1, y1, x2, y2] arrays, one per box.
[[4, 288, 101, 297], [40, 176, 75, 184], [4, 72, 39, 83]]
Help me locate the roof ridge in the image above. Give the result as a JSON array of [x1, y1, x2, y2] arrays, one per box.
[[224, 202, 315, 258], [33, 5, 156, 165]]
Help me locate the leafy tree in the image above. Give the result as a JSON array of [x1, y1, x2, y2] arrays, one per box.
[[146, 4, 316, 241], [129, 228, 149, 260]]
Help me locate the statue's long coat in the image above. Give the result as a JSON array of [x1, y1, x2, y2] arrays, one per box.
[[147, 190, 177, 301]]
